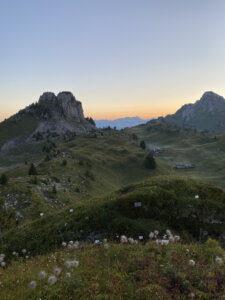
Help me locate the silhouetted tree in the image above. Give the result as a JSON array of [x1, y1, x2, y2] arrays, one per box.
[[62, 159, 67, 166], [144, 153, 156, 169], [140, 140, 146, 150], [132, 133, 138, 140], [0, 174, 8, 185], [28, 163, 38, 175]]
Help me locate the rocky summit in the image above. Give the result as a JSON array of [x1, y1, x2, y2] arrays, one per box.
[[0, 91, 95, 152], [164, 91, 225, 132]]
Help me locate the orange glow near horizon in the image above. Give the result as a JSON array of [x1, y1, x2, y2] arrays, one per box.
[[85, 107, 176, 121]]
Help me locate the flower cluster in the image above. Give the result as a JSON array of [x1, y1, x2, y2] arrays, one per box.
[[149, 229, 180, 245], [62, 240, 80, 249], [64, 260, 79, 268], [120, 235, 138, 244], [0, 253, 6, 268]]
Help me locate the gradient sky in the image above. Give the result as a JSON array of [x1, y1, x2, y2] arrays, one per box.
[[1, 0, 225, 121]]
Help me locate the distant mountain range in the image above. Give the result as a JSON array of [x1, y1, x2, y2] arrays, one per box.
[[164, 91, 225, 132], [95, 117, 151, 130]]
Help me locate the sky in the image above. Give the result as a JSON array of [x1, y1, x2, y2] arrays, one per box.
[[1, 0, 225, 121]]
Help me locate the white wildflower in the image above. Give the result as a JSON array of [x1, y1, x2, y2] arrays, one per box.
[[64, 260, 72, 268], [149, 232, 154, 239], [154, 230, 159, 236], [1, 262, 6, 268], [39, 270, 46, 279], [48, 275, 57, 285], [169, 236, 175, 242], [69, 241, 74, 245], [215, 256, 223, 265], [120, 235, 128, 243], [71, 260, 79, 268], [66, 272, 71, 278], [62, 242, 67, 247], [128, 238, 135, 244], [29, 281, 37, 289], [25, 256, 29, 259], [139, 235, 144, 240], [104, 243, 109, 249], [174, 235, 180, 242], [69, 209, 73, 213], [189, 259, 195, 266], [72, 241, 79, 249], [22, 249, 26, 254], [195, 195, 199, 199], [12, 251, 17, 256], [54, 267, 61, 276], [162, 239, 169, 245], [166, 229, 172, 236]]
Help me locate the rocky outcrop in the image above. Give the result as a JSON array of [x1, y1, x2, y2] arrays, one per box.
[[0, 91, 96, 152], [164, 91, 225, 132]]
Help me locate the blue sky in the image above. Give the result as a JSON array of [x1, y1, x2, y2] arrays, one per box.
[[1, 0, 225, 120]]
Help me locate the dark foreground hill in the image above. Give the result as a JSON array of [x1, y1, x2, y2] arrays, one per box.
[[3, 176, 225, 257]]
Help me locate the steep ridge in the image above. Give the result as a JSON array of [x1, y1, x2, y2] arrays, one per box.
[[164, 91, 225, 132]]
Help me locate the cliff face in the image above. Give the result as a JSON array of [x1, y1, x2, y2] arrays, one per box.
[[164, 91, 225, 131], [0, 91, 96, 151]]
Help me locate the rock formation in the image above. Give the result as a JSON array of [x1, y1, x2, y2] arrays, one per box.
[[0, 91, 96, 152]]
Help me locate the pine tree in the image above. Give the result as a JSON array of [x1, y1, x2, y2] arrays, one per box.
[[28, 163, 38, 175], [0, 174, 8, 185], [140, 140, 146, 150], [144, 153, 156, 169]]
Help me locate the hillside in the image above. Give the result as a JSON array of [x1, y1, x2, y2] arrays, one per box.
[[1, 176, 225, 299], [2, 176, 225, 257], [164, 91, 225, 132], [0, 129, 168, 233], [127, 119, 225, 189]]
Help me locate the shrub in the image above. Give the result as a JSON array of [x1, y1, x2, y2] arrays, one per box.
[[28, 163, 38, 176], [0, 174, 8, 185], [62, 159, 67, 166], [140, 140, 146, 150], [144, 153, 156, 169], [132, 133, 138, 140]]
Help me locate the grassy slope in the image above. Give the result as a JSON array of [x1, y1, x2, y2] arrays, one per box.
[[127, 120, 225, 188], [2, 176, 225, 257], [0, 116, 39, 148], [1, 239, 225, 299], [0, 130, 168, 232]]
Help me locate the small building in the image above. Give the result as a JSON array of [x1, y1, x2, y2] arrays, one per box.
[[175, 164, 195, 169]]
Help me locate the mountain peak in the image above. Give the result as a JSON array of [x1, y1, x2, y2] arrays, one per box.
[[200, 91, 225, 102], [0, 91, 96, 152], [164, 91, 225, 132]]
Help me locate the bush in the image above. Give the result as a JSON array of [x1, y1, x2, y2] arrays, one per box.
[[28, 163, 38, 175], [132, 133, 138, 140], [144, 153, 156, 169], [140, 140, 146, 150], [62, 159, 67, 166], [0, 174, 8, 185]]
